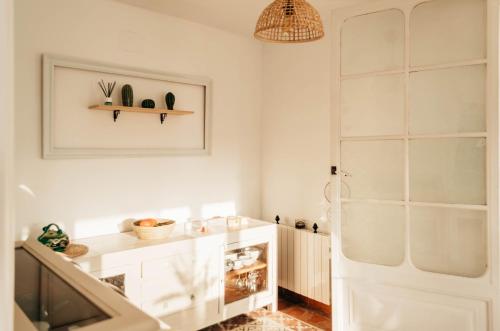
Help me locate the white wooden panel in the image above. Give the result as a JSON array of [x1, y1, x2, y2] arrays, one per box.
[[346, 283, 487, 331], [277, 227, 283, 287], [321, 236, 330, 305], [300, 231, 308, 296], [293, 229, 302, 293], [277, 226, 331, 304], [281, 227, 288, 289], [314, 238, 322, 301], [307, 232, 315, 299], [287, 227, 295, 293]]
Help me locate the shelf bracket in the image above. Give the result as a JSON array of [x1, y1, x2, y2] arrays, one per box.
[[160, 113, 167, 124], [113, 110, 120, 122]]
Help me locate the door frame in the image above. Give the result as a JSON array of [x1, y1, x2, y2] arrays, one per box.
[[329, 0, 500, 330], [0, 0, 15, 330]]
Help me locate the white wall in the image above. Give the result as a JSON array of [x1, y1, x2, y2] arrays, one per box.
[[261, 8, 332, 232], [0, 0, 14, 328], [15, 0, 263, 239]]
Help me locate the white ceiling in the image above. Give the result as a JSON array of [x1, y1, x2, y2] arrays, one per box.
[[114, 0, 365, 36]]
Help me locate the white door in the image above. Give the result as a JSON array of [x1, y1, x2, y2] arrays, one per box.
[[0, 0, 14, 330], [331, 0, 499, 330]]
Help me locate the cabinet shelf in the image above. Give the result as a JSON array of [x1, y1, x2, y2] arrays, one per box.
[[89, 105, 194, 123], [226, 261, 267, 277]]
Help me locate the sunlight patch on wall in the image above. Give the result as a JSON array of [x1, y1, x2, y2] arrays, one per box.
[[201, 201, 236, 219], [73, 206, 191, 239], [18, 184, 36, 198], [74, 216, 128, 239], [158, 206, 191, 222]]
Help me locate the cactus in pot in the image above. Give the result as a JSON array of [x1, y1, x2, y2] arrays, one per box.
[[121, 84, 134, 107], [141, 99, 155, 109], [165, 92, 175, 110]]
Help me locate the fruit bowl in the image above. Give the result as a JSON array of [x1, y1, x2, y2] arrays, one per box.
[[132, 219, 176, 240]]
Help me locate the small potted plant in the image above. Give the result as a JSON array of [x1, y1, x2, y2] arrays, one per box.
[[98, 80, 116, 105]]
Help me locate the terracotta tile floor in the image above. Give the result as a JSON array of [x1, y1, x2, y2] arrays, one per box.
[[201, 308, 322, 330], [201, 297, 332, 330], [278, 297, 332, 331]]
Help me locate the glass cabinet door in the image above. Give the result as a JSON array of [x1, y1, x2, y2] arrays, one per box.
[[224, 243, 269, 305]]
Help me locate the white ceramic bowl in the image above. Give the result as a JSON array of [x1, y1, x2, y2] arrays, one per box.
[[242, 247, 261, 260], [240, 256, 257, 266], [224, 260, 234, 272], [226, 252, 238, 261], [233, 260, 243, 270]]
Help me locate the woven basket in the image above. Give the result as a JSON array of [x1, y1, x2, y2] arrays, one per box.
[[133, 220, 176, 240]]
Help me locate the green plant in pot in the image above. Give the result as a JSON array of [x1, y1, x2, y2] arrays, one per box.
[[122, 84, 134, 107], [141, 99, 155, 108], [165, 92, 175, 110], [37, 223, 70, 252]]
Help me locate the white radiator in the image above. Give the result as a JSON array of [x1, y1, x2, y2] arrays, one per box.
[[277, 225, 331, 305]]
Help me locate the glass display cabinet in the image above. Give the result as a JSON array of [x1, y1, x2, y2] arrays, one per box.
[[222, 234, 275, 320], [224, 243, 269, 305]]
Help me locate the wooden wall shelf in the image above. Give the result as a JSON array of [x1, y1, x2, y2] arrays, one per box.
[[89, 105, 194, 123]]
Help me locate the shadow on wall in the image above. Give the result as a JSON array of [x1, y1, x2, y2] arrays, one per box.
[[17, 183, 238, 240]]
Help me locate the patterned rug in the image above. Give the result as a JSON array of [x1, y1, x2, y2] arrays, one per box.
[[201, 309, 322, 331]]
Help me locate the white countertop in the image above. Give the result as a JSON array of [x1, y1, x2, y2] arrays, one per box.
[[73, 218, 274, 262]]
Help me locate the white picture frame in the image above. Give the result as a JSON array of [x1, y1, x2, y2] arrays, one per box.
[[42, 54, 212, 159]]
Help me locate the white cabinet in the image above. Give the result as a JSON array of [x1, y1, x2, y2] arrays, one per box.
[[73, 219, 277, 331]]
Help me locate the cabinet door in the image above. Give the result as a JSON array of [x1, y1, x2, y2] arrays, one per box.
[[141, 246, 222, 328], [223, 232, 277, 320], [91, 265, 141, 306], [141, 253, 196, 316]]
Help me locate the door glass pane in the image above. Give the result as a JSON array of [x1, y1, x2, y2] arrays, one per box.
[[409, 138, 486, 205], [341, 74, 405, 136], [341, 9, 405, 75], [410, 0, 486, 66], [341, 140, 404, 200], [410, 206, 487, 277], [342, 202, 405, 266], [409, 65, 486, 135]]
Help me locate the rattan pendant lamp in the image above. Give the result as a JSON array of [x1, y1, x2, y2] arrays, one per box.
[[254, 0, 324, 43]]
